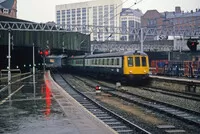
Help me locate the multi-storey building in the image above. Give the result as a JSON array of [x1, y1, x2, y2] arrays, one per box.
[[0, 0, 17, 18], [141, 6, 200, 40], [56, 0, 122, 41], [163, 7, 200, 30], [120, 8, 143, 41]]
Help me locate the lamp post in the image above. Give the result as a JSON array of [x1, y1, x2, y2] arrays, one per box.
[[7, 29, 12, 104], [140, 28, 144, 52], [7, 30, 11, 85], [33, 43, 35, 75], [62, 41, 65, 53], [106, 33, 112, 52]]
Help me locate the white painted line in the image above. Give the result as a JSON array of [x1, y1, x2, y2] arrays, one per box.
[[11, 75, 32, 84], [0, 86, 8, 93], [0, 85, 24, 105], [165, 129, 186, 133], [0, 75, 32, 94], [157, 125, 175, 129]]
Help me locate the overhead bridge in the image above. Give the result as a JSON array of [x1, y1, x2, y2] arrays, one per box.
[[0, 15, 90, 71]]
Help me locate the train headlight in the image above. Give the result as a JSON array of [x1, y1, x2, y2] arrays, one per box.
[[129, 71, 132, 74], [144, 70, 146, 73]]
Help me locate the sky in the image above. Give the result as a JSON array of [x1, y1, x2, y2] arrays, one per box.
[[17, 0, 199, 23]]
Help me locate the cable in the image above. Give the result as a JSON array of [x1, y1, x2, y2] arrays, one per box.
[[103, 0, 143, 24], [80, 0, 133, 42], [101, 0, 130, 24], [95, 0, 144, 40], [105, 0, 130, 20], [94, 0, 132, 39]]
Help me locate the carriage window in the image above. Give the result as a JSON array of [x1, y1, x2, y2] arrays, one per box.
[[95, 59, 97, 65], [92, 59, 95, 65], [100, 59, 102, 65], [97, 59, 99, 65], [117, 58, 119, 65], [107, 59, 109, 65], [114, 59, 117, 65], [128, 57, 133, 67], [142, 57, 147, 66], [135, 57, 140, 66], [90, 59, 92, 65], [111, 59, 114, 65]]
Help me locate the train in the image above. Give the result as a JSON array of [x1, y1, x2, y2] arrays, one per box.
[[45, 54, 67, 69], [150, 59, 200, 78], [46, 50, 150, 83]]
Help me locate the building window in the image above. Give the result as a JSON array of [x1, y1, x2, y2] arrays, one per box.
[[121, 36, 127, 41], [122, 21, 127, 34], [56, 10, 60, 16], [147, 19, 157, 27]]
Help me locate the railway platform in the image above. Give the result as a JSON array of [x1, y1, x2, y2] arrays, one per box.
[[150, 75, 200, 84], [149, 75, 200, 93], [44, 71, 116, 134], [0, 71, 116, 134]]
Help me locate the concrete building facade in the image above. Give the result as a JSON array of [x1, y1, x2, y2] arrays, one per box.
[[120, 8, 143, 41], [56, 0, 122, 41]]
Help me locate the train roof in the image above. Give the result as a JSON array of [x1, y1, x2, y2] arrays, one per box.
[[46, 54, 67, 59], [69, 55, 87, 59], [68, 50, 147, 59], [86, 50, 147, 58]]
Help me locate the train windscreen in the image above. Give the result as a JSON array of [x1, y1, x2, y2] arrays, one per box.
[[142, 57, 147, 66], [128, 57, 133, 67], [135, 57, 140, 67]]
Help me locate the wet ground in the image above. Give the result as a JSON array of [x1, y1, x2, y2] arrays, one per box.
[[0, 73, 67, 134]]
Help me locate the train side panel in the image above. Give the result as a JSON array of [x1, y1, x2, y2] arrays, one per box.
[[84, 56, 124, 77]]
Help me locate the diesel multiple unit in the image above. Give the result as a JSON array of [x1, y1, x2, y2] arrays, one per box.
[[67, 51, 149, 82]]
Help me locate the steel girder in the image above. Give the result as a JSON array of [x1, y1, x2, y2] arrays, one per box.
[[0, 21, 200, 40]]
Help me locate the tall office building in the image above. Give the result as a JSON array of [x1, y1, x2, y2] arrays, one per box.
[[120, 8, 143, 41], [56, 0, 122, 41]]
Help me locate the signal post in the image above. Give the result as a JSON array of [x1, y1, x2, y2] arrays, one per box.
[[39, 49, 50, 72]]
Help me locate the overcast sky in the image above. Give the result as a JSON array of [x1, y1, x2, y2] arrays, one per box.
[[17, 0, 199, 23]]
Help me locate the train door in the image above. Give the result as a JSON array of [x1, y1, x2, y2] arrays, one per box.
[[135, 56, 149, 74], [123, 56, 134, 75]]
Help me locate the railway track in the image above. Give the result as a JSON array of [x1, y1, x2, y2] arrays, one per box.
[[106, 90, 200, 126], [141, 86, 200, 102], [72, 75, 200, 127], [51, 72, 151, 134]]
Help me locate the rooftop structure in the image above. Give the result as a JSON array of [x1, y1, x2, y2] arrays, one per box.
[[141, 6, 200, 40], [0, 0, 17, 18]]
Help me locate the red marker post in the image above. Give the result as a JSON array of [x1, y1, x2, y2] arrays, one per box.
[[95, 85, 101, 95]]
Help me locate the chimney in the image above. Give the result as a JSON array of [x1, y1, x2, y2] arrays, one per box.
[[175, 6, 181, 13]]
